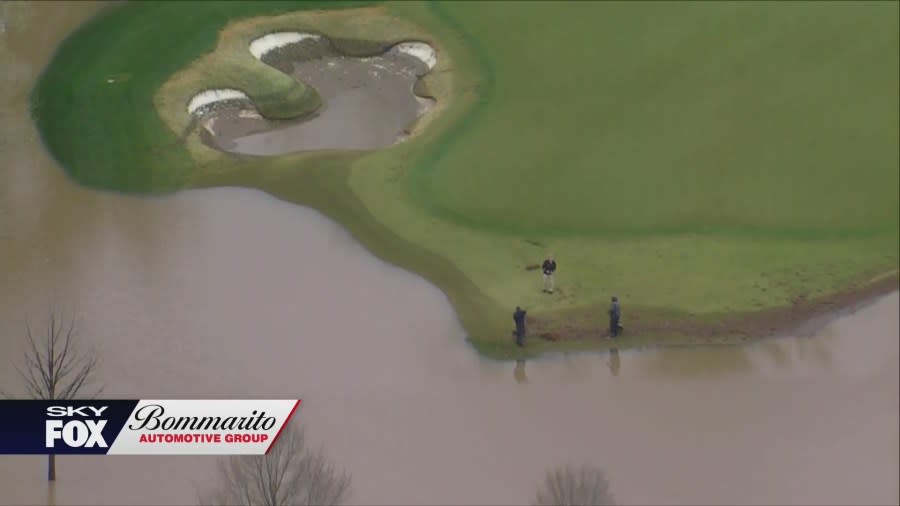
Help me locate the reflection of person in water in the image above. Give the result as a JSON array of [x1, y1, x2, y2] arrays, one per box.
[[514, 359, 528, 384], [607, 348, 620, 376]]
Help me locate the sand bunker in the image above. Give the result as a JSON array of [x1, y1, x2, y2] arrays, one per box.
[[187, 88, 251, 115], [248, 32, 322, 60], [188, 31, 438, 156], [393, 41, 436, 69]]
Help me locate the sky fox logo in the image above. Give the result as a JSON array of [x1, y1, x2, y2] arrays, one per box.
[[45, 406, 109, 448]]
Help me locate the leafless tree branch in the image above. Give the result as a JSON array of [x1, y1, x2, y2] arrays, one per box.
[[534, 464, 616, 506], [10, 311, 104, 481], [200, 423, 350, 506]]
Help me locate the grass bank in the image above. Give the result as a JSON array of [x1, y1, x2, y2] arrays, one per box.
[[32, 1, 899, 360]]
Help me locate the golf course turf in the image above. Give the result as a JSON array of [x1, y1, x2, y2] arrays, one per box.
[[32, 1, 899, 359]]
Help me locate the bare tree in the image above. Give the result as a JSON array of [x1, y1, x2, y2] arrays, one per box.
[[12, 312, 103, 481], [534, 464, 616, 506], [201, 423, 351, 506]]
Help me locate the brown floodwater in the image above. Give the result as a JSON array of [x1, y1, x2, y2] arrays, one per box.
[[1, 3, 897, 505]]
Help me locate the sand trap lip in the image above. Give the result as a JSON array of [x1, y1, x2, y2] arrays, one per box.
[[248, 31, 322, 60], [391, 41, 437, 70], [187, 88, 250, 115], [247, 30, 437, 70]]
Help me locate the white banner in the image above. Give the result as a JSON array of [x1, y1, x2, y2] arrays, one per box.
[[107, 399, 301, 455]]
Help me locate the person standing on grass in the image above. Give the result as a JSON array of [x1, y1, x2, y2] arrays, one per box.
[[513, 306, 526, 346], [513, 306, 527, 346], [609, 296, 621, 337], [542, 254, 557, 293]]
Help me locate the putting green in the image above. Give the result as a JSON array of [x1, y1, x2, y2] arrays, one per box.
[[31, 1, 899, 359]]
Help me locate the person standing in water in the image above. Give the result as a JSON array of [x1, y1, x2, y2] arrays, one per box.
[[541, 254, 557, 293], [513, 306, 527, 346], [609, 296, 621, 337]]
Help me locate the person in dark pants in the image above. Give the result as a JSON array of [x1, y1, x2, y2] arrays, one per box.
[[608, 296, 621, 337], [513, 306, 527, 346], [541, 254, 557, 293]]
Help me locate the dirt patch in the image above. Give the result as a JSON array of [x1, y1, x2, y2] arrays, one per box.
[[199, 36, 436, 156], [526, 273, 899, 344]]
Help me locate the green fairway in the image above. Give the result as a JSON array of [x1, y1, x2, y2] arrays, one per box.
[[415, 2, 899, 237], [31, 1, 899, 359]]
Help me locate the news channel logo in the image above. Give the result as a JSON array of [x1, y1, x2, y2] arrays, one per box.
[[0, 399, 301, 455]]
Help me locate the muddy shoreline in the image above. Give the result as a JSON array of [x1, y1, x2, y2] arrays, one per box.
[[529, 272, 899, 347]]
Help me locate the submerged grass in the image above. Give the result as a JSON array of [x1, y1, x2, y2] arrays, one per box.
[[31, 1, 899, 359]]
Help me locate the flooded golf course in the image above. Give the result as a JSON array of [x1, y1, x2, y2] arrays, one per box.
[[1, 3, 898, 505]]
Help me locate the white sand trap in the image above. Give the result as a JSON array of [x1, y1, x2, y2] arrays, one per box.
[[393, 41, 437, 70], [187, 88, 249, 115], [249, 32, 322, 60]]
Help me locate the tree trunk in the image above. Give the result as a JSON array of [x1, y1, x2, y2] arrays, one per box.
[[48, 454, 56, 481]]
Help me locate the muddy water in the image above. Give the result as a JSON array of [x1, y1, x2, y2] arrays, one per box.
[[207, 53, 434, 156], [1, 3, 898, 505]]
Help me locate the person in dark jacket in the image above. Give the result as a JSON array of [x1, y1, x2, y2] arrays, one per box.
[[608, 296, 621, 337], [541, 254, 557, 293], [513, 306, 527, 346]]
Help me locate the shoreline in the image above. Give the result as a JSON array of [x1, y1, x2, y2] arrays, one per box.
[[770, 272, 898, 340], [237, 151, 898, 361], [511, 272, 899, 359]]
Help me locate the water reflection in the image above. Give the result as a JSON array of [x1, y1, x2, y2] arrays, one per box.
[[514, 360, 528, 384], [637, 344, 755, 380], [46, 482, 56, 506], [607, 349, 620, 377]]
